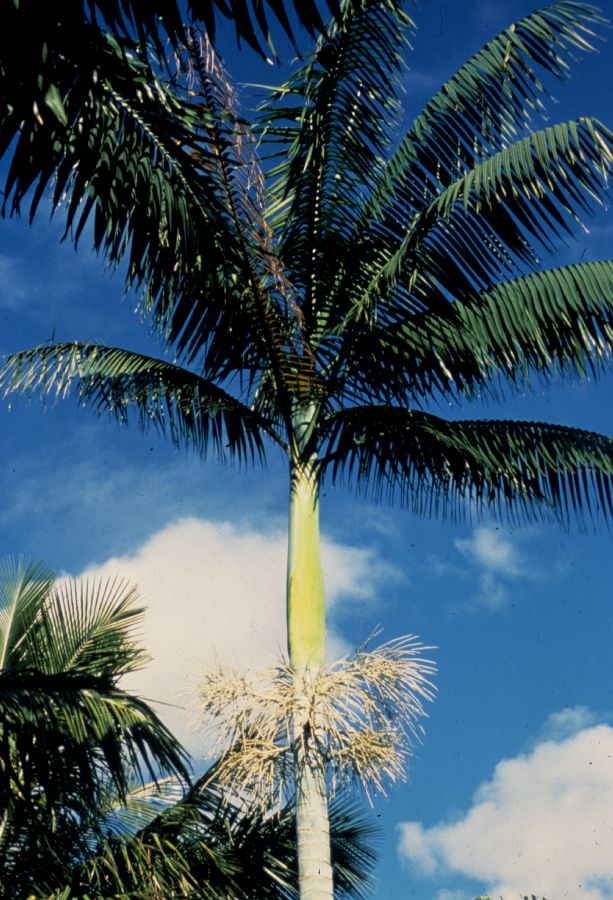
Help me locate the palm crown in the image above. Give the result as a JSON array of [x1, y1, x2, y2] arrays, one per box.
[[2, 1, 611, 528], [1, 1, 613, 896]]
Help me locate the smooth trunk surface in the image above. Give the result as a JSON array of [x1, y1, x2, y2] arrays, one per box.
[[294, 736, 334, 900], [286, 461, 325, 673], [287, 450, 333, 897]]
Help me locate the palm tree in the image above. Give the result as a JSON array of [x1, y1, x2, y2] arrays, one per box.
[[0, 557, 190, 896], [1, 1, 613, 896], [0, 558, 376, 899], [54, 766, 377, 898]]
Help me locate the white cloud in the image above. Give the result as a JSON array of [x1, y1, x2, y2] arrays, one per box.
[[76, 516, 396, 759], [453, 527, 540, 611], [398, 711, 613, 899], [434, 891, 471, 900], [473, 572, 508, 611], [322, 540, 405, 608], [455, 527, 522, 578], [538, 705, 601, 743]]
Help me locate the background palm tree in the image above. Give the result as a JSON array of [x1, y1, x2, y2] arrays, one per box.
[[53, 767, 377, 899], [1, 1, 613, 896], [0, 557, 190, 896]]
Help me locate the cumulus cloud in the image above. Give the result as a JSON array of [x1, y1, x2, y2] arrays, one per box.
[[538, 705, 601, 743], [453, 527, 538, 611], [434, 891, 471, 900], [455, 528, 523, 578], [76, 516, 396, 759], [398, 710, 613, 900]]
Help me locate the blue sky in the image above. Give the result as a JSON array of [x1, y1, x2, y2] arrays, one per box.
[[0, 1, 612, 898]]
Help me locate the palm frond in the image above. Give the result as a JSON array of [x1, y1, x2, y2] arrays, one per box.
[[1, 24, 274, 374], [0, 566, 191, 794], [370, 117, 613, 311], [0, 559, 54, 670], [134, 0, 357, 59], [433, 260, 613, 396], [53, 760, 378, 899], [177, 34, 301, 406], [337, 260, 613, 407], [194, 0, 343, 59], [320, 408, 613, 527], [326, 2, 608, 328], [99, 776, 189, 839], [328, 799, 379, 900], [261, 0, 410, 332], [0, 559, 191, 896], [371, 1, 606, 215], [26, 576, 145, 679], [0, 343, 280, 463], [1, 0, 353, 98]]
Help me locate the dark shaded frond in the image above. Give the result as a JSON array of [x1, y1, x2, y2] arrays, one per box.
[[328, 800, 379, 900], [261, 0, 410, 331], [0, 0, 352, 74], [58, 760, 377, 899], [0, 559, 190, 895], [0, 343, 280, 463], [320, 408, 613, 527], [64, 830, 234, 899], [0, 669, 190, 794], [194, 0, 347, 58], [0, 23, 273, 373], [179, 34, 299, 402]]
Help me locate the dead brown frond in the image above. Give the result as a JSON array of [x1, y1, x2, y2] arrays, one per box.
[[198, 635, 436, 811]]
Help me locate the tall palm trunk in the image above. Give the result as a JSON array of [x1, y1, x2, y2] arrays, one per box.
[[286, 402, 333, 898]]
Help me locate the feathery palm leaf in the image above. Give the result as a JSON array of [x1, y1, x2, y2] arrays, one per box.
[[349, 116, 613, 325], [262, 0, 410, 334], [284, 3, 608, 327], [321, 409, 613, 525], [0, 342, 280, 462], [339, 260, 613, 406], [370, 2, 607, 208], [0, 559, 190, 897], [1, 30, 268, 372]]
